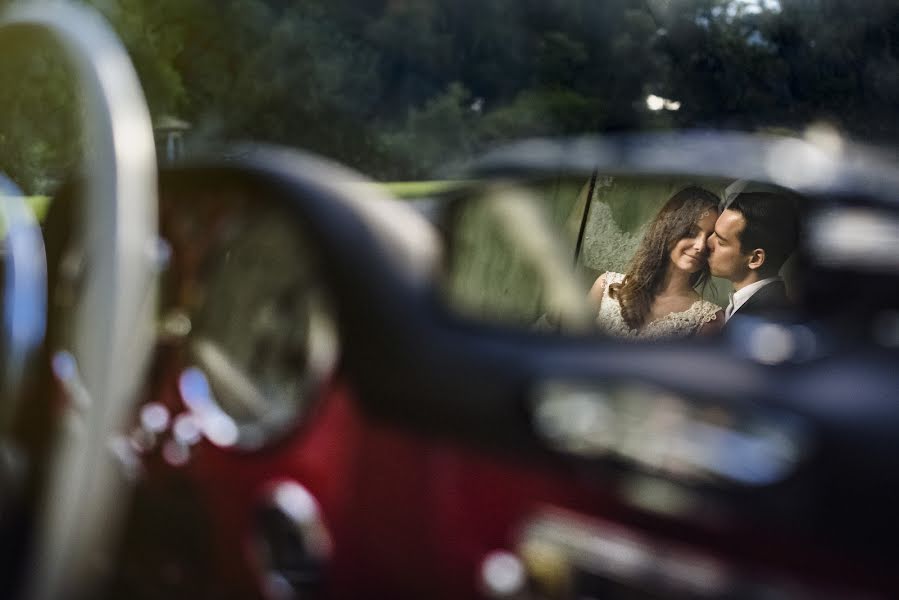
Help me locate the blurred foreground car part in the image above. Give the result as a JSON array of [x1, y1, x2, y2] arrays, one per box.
[[392, 132, 899, 598], [73, 149, 440, 599], [0, 176, 46, 430], [0, 2, 157, 599], [100, 133, 898, 600], [3, 0, 897, 598]]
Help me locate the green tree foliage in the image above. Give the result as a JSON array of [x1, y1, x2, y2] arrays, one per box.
[[0, 0, 896, 186], [654, 0, 899, 138], [0, 33, 81, 194]]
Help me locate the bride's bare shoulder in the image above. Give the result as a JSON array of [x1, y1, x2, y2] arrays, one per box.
[[589, 272, 608, 304], [589, 271, 623, 306], [588, 275, 606, 311]]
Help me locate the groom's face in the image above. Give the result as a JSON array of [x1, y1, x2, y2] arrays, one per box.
[[707, 209, 751, 281]]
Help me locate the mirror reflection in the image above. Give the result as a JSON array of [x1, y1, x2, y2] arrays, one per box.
[[441, 175, 802, 340], [158, 178, 338, 450], [46, 176, 339, 453]]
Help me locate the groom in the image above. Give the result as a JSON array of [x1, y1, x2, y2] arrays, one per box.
[[707, 190, 799, 323]]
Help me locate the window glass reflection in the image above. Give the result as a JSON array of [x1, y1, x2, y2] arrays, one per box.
[[442, 175, 807, 341]]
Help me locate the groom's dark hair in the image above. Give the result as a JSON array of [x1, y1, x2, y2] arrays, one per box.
[[728, 191, 800, 275]]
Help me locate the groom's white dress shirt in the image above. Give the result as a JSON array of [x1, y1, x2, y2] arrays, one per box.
[[724, 276, 782, 322]]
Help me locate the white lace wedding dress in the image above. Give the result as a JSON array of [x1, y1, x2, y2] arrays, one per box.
[[596, 272, 721, 340]]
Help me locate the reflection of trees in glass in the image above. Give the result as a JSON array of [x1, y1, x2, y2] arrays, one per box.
[[582, 201, 647, 276], [580, 179, 661, 276], [195, 211, 314, 424], [445, 191, 546, 326]]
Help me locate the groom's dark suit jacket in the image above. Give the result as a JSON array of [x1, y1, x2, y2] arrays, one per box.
[[730, 279, 791, 320]]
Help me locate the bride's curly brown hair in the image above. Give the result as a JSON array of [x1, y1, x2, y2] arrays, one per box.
[[609, 186, 720, 329]]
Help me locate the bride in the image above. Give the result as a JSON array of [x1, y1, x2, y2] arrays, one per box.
[[589, 186, 724, 340]]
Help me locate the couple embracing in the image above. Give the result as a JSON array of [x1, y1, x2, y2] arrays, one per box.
[[589, 185, 799, 340]]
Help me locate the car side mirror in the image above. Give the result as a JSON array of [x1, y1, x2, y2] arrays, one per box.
[[381, 134, 899, 590], [437, 174, 743, 337], [151, 164, 343, 450], [97, 151, 440, 599], [110, 149, 440, 452]]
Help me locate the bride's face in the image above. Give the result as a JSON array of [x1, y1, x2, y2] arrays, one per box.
[[669, 209, 718, 274]]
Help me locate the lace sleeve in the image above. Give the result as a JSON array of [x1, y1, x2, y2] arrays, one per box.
[[696, 304, 725, 336]]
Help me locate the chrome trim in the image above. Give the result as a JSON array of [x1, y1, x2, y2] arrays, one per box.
[[532, 380, 807, 487], [0, 179, 47, 428], [808, 208, 899, 272], [254, 481, 332, 599], [518, 510, 846, 599], [472, 131, 899, 201], [0, 2, 158, 599]]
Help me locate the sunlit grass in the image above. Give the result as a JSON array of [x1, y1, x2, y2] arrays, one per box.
[[24, 195, 51, 221], [381, 180, 471, 199]]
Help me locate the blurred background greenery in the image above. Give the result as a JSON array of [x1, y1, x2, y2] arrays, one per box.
[[0, 0, 897, 192]]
